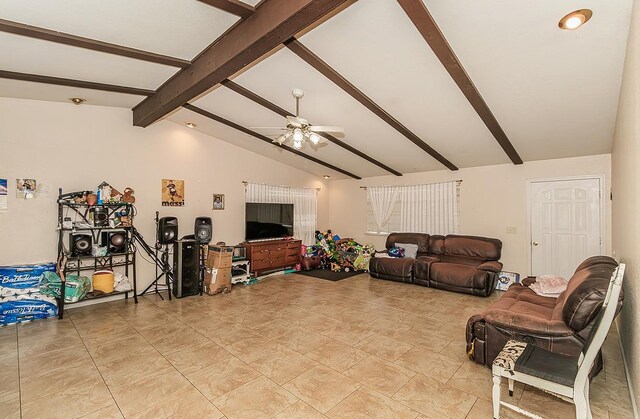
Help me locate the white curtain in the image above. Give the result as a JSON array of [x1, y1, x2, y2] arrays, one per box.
[[399, 181, 459, 235], [246, 182, 317, 245], [367, 186, 400, 233]]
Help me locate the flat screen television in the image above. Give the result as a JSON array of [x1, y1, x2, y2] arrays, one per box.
[[245, 203, 294, 241]]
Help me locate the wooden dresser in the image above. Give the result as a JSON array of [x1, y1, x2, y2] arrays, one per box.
[[243, 239, 302, 276]]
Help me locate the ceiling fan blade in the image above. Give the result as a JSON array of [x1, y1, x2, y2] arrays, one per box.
[[310, 142, 329, 150], [251, 127, 287, 131], [309, 126, 345, 137]]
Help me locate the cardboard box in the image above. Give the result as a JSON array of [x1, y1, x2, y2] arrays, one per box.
[[208, 245, 234, 254], [204, 267, 231, 295], [207, 251, 233, 269]]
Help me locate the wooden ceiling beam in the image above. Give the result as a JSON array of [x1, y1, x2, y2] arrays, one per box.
[[285, 38, 458, 171], [183, 103, 362, 179], [197, 0, 256, 19], [132, 0, 354, 128], [221, 79, 403, 176], [0, 70, 154, 96], [0, 18, 190, 68], [396, 0, 523, 165]]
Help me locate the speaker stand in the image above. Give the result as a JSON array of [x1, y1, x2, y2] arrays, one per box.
[[132, 225, 174, 300]]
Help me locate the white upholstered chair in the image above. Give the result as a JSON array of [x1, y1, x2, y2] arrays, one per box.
[[491, 263, 625, 419]]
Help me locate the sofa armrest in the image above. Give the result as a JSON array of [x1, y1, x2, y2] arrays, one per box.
[[477, 261, 502, 273], [484, 309, 574, 337]]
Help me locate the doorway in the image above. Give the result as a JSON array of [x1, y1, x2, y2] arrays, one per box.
[[529, 177, 603, 279]]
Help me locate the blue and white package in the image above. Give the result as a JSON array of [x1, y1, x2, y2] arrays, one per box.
[[0, 300, 58, 325], [0, 263, 56, 291], [0, 263, 58, 325]]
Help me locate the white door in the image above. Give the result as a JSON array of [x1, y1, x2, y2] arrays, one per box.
[[530, 178, 602, 279]]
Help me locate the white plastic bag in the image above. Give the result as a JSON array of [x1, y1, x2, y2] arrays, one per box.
[[113, 272, 132, 292]]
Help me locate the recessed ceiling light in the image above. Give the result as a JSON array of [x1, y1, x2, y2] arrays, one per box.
[[69, 97, 86, 105], [558, 9, 592, 30], [323, 175, 330, 179], [185, 122, 197, 128]]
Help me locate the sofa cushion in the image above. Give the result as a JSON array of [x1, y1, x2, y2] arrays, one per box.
[[369, 257, 414, 279], [483, 285, 572, 336], [385, 233, 430, 254], [428, 235, 446, 255], [430, 262, 479, 288], [443, 235, 502, 261], [561, 264, 619, 331]]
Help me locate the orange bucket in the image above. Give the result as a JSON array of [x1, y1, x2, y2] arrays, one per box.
[[92, 270, 115, 293]]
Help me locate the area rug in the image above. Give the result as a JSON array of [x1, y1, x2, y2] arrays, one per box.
[[296, 269, 364, 281]]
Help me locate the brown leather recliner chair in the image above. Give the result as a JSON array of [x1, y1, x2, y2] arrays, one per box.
[[368, 233, 430, 284], [466, 256, 621, 375]]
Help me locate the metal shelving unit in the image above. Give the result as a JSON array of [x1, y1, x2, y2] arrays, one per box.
[[56, 189, 138, 318]]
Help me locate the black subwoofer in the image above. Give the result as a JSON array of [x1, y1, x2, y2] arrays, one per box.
[[172, 239, 200, 298], [194, 217, 212, 243], [102, 231, 127, 254], [71, 233, 92, 256], [158, 217, 178, 244]]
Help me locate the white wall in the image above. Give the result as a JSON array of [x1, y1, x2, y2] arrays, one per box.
[[328, 154, 612, 276], [0, 98, 329, 291], [612, 0, 640, 411]]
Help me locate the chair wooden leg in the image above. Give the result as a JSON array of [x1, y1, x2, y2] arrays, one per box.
[[584, 379, 593, 419], [508, 378, 514, 397], [492, 374, 502, 419], [574, 390, 588, 419]]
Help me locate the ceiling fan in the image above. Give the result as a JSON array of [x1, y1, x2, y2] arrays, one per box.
[[252, 88, 345, 149]]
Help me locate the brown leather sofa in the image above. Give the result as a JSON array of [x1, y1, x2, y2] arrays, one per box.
[[369, 233, 503, 296], [466, 256, 621, 375]]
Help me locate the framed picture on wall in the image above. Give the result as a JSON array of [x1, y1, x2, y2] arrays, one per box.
[[213, 194, 225, 210]]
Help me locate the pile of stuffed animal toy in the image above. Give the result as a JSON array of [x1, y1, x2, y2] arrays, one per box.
[[302, 230, 376, 272]]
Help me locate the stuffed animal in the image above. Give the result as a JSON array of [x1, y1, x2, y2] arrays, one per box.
[[354, 243, 376, 271], [122, 188, 136, 204]]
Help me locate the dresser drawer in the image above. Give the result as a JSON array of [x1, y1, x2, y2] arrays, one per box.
[[285, 255, 300, 265], [252, 259, 272, 271]]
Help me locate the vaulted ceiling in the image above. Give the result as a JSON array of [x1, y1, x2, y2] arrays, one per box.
[[0, 0, 633, 179]]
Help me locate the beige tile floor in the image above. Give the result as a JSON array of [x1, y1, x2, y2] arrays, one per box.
[[0, 273, 634, 419]]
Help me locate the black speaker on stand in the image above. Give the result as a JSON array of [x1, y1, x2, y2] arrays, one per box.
[[138, 213, 178, 300], [158, 217, 178, 244], [194, 217, 212, 244], [173, 239, 200, 298], [194, 217, 213, 296]]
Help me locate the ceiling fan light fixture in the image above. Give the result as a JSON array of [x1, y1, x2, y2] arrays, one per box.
[[558, 9, 592, 30], [309, 132, 321, 145], [292, 139, 303, 149], [293, 128, 304, 143]]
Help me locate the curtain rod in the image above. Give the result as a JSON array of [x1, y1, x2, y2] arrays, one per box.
[[242, 181, 321, 191], [359, 180, 462, 190]]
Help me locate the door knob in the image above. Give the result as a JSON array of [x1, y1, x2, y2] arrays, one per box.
[[532, 241, 539, 246]]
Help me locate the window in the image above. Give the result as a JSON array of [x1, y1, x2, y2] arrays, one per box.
[[366, 197, 401, 234], [365, 181, 460, 235]]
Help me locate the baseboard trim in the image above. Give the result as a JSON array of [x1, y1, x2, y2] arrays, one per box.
[[616, 319, 639, 419]]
